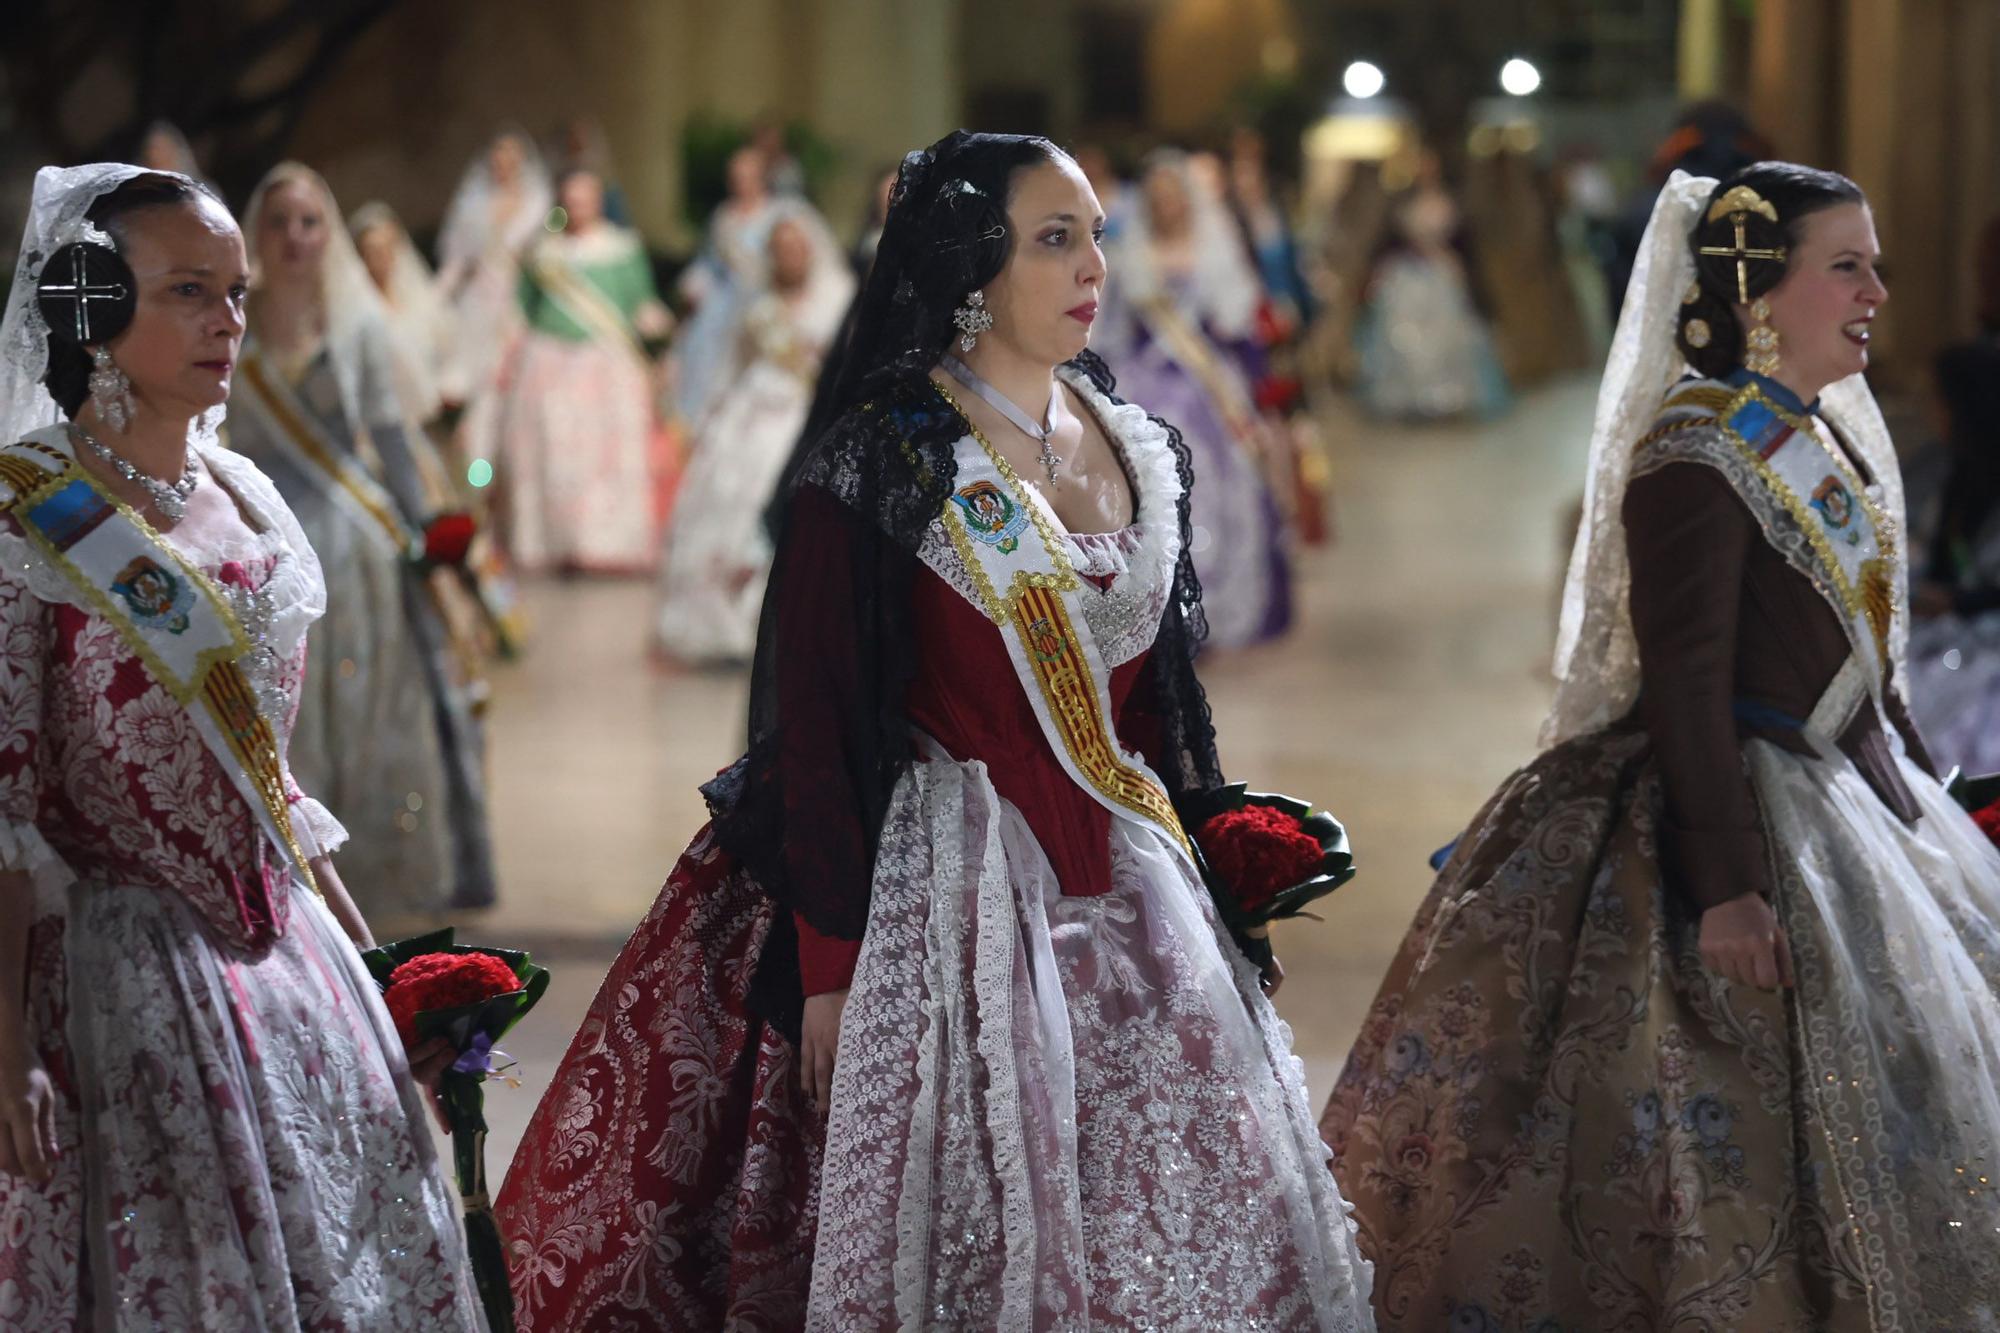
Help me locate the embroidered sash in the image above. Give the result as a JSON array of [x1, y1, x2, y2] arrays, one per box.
[[0, 439, 321, 895], [921, 405, 1192, 862], [235, 350, 417, 552], [1647, 379, 1900, 705]]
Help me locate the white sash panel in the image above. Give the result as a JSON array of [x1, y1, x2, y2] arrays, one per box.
[[1644, 379, 1902, 716]]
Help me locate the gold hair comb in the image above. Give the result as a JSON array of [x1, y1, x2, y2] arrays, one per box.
[[1705, 185, 1780, 224]]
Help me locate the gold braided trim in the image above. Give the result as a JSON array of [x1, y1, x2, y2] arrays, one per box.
[[202, 661, 320, 897], [239, 353, 411, 547], [1631, 417, 1717, 455], [0, 455, 49, 499], [0, 448, 319, 897], [1011, 582, 1189, 855]]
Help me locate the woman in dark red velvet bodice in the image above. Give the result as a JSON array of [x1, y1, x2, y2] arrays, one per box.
[[495, 130, 1373, 1332]]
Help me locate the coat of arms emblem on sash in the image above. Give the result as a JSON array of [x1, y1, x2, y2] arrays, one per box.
[[1810, 475, 1859, 543], [951, 479, 1028, 554], [111, 555, 196, 634]]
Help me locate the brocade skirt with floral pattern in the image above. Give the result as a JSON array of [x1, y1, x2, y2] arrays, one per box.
[[0, 882, 484, 1332], [1321, 722, 2000, 1332]]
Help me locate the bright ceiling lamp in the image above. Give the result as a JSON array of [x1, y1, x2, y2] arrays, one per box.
[[1342, 60, 1386, 99], [1500, 57, 1541, 96]]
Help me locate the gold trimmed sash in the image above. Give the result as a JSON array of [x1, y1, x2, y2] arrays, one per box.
[[235, 351, 416, 551], [1660, 379, 1899, 692], [0, 439, 321, 896], [924, 386, 1191, 860]]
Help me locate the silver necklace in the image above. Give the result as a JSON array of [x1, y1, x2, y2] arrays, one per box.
[[941, 355, 1064, 484], [69, 423, 200, 521]]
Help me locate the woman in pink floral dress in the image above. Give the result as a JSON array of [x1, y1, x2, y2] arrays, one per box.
[[0, 166, 483, 1330]]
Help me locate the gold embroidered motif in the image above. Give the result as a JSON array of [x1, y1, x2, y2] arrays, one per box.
[[1631, 417, 1717, 455], [1859, 558, 1895, 663], [1662, 383, 1737, 417]]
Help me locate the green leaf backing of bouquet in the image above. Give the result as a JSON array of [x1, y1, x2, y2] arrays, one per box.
[[359, 927, 552, 1048], [1945, 768, 2000, 814], [1175, 782, 1358, 926]]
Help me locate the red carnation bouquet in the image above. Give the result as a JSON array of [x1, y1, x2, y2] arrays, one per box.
[[1178, 784, 1357, 975], [364, 929, 548, 1333], [383, 949, 524, 1047]]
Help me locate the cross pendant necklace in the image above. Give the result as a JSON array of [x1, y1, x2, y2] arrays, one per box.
[[941, 355, 1063, 484]]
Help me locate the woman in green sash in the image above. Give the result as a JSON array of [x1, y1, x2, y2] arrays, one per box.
[[498, 166, 672, 574], [0, 164, 482, 1329]]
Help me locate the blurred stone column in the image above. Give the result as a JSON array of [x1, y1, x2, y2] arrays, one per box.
[[1833, 0, 2000, 383], [1676, 0, 1726, 100], [806, 0, 960, 229], [1747, 0, 1834, 164]]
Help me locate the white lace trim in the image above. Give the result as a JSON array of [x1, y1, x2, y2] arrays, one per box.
[[921, 366, 1185, 669], [288, 796, 349, 861], [1063, 527, 1142, 579], [198, 438, 328, 662], [811, 753, 1374, 1328]]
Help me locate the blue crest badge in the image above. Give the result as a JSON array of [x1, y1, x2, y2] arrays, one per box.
[[110, 555, 195, 635]]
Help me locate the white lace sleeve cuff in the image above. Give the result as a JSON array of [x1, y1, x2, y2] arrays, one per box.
[[289, 797, 349, 860], [0, 818, 75, 917]]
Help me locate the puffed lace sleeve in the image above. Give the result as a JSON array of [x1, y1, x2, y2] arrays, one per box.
[[285, 776, 349, 861]]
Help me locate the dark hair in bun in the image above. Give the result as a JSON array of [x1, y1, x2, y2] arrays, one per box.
[[1676, 161, 1865, 380], [43, 172, 223, 417]]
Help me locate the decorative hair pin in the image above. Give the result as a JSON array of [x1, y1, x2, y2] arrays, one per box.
[[1699, 185, 1787, 303], [1705, 185, 1780, 224]]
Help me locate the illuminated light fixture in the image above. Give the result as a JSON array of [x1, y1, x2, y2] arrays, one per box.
[[1342, 61, 1386, 99], [1500, 57, 1541, 96]]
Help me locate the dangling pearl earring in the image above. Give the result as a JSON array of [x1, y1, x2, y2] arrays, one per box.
[[952, 289, 993, 353], [88, 345, 134, 432]]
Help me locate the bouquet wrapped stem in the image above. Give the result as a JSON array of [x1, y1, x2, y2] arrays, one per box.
[[440, 1072, 508, 1332], [362, 928, 549, 1333]]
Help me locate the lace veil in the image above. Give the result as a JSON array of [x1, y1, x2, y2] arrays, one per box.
[[0, 164, 215, 447], [436, 130, 553, 285]]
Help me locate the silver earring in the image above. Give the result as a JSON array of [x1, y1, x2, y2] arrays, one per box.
[[952, 289, 993, 353], [89, 346, 133, 432]]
